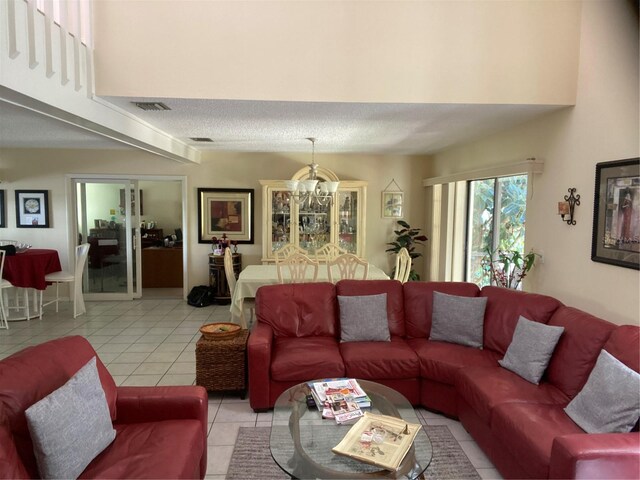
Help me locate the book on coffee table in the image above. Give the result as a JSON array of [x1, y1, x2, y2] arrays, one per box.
[[332, 412, 422, 472]]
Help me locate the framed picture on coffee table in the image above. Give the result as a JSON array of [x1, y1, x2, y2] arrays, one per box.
[[591, 158, 639, 270], [15, 190, 50, 228]]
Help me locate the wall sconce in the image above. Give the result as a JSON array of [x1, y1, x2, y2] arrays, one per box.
[[558, 188, 580, 225]]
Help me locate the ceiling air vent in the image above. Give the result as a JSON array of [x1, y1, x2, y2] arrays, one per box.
[[189, 137, 214, 142], [133, 102, 171, 111]]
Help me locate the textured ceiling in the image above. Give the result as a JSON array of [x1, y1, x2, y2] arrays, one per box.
[[0, 97, 564, 155]]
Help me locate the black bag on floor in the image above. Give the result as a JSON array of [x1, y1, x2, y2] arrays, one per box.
[[187, 285, 215, 307]]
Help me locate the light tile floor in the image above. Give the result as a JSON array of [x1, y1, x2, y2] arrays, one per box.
[[0, 297, 502, 480]]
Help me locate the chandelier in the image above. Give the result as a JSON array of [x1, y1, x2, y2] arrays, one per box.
[[285, 138, 339, 207]]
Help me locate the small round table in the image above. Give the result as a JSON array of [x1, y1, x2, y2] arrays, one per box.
[[270, 380, 432, 479], [2, 249, 62, 320]]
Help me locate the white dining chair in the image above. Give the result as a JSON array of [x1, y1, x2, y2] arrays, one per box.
[[326, 253, 369, 282], [0, 250, 13, 329], [277, 252, 319, 284], [394, 247, 412, 284], [40, 243, 90, 318], [224, 247, 254, 328], [274, 244, 308, 264], [314, 243, 347, 263]]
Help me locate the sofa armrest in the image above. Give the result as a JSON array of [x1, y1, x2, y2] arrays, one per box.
[[550, 432, 640, 479], [248, 322, 274, 411], [115, 385, 208, 478]]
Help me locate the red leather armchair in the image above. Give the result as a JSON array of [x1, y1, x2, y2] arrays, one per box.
[[0, 336, 208, 479]]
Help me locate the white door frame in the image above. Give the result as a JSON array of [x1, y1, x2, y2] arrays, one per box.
[[65, 173, 189, 300]]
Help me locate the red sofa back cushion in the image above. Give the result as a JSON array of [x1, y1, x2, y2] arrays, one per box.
[[0, 336, 117, 477], [255, 282, 338, 337], [603, 325, 640, 373], [404, 282, 481, 338], [545, 306, 617, 398], [480, 286, 563, 355], [336, 280, 405, 337]]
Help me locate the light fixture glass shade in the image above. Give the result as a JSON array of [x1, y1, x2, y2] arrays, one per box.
[[285, 180, 299, 192], [301, 179, 318, 192], [324, 181, 340, 193]]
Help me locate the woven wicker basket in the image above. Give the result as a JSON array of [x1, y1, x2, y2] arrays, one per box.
[[199, 322, 241, 340]]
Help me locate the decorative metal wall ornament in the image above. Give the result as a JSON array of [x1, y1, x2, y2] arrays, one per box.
[[558, 188, 580, 225]]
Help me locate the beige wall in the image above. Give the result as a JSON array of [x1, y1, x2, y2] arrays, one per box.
[[429, 0, 639, 326], [0, 149, 429, 292], [94, 0, 580, 105]]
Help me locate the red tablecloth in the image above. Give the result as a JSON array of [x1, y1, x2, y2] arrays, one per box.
[[2, 249, 62, 290]]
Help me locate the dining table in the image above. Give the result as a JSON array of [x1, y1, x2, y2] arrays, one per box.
[[229, 263, 390, 326], [2, 249, 62, 320]]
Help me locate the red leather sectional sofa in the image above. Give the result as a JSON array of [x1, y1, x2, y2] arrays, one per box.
[[248, 280, 640, 479], [0, 336, 208, 479]]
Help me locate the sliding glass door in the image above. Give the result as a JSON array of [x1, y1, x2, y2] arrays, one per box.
[[74, 179, 142, 300], [466, 175, 528, 287]]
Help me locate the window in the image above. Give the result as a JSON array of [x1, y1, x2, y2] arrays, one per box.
[[466, 175, 528, 287]]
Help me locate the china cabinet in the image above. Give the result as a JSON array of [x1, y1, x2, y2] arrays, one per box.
[[260, 167, 367, 263]]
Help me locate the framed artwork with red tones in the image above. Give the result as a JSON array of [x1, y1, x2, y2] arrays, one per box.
[[198, 188, 254, 244]]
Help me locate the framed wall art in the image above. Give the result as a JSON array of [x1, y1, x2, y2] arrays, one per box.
[[15, 190, 50, 228], [591, 157, 639, 270], [197, 188, 254, 244], [381, 179, 404, 218], [0, 190, 5, 228]]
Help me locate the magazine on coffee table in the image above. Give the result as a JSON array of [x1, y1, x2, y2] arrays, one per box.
[[332, 412, 422, 472]]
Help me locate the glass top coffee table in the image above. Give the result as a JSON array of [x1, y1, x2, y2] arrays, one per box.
[[271, 379, 432, 479]]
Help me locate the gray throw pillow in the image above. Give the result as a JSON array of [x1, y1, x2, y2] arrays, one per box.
[[338, 293, 390, 342], [564, 349, 640, 434], [498, 315, 564, 384], [430, 291, 487, 348], [26, 357, 116, 479]]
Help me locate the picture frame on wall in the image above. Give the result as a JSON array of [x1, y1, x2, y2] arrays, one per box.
[[382, 191, 404, 218], [15, 190, 50, 228], [0, 190, 5, 228], [197, 188, 254, 244], [591, 157, 639, 270]]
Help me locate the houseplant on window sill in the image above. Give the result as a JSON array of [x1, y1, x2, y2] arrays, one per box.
[[386, 220, 428, 281], [482, 248, 539, 290]]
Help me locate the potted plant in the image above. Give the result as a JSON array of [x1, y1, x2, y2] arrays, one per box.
[[386, 220, 428, 281], [482, 247, 539, 289]]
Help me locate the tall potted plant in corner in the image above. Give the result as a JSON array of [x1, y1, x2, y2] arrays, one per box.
[[386, 220, 428, 281]]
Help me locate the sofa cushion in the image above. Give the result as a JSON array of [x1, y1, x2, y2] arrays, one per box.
[[480, 286, 563, 355], [337, 293, 390, 342], [26, 357, 116, 479], [456, 366, 569, 424], [79, 420, 203, 479], [0, 336, 117, 478], [491, 403, 585, 480], [407, 338, 500, 385], [545, 306, 617, 398], [565, 349, 640, 433], [430, 292, 487, 348], [404, 282, 481, 338], [340, 337, 419, 379], [498, 316, 565, 384], [603, 325, 640, 373], [271, 336, 345, 381], [255, 283, 338, 338], [336, 280, 406, 337]]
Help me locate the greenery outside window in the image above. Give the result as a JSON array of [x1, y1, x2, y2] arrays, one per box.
[[466, 175, 528, 287]]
